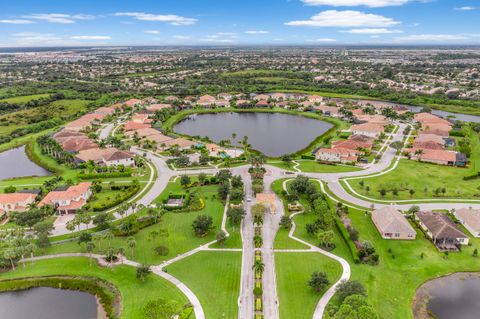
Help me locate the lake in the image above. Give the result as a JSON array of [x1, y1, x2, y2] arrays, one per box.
[[0, 287, 101, 319], [173, 112, 333, 157], [0, 146, 51, 180], [413, 273, 480, 319]]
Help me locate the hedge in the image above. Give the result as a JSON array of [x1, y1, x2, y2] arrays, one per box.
[[112, 215, 159, 236], [334, 216, 361, 264], [301, 154, 316, 160], [79, 171, 132, 180], [91, 185, 140, 211], [0, 276, 120, 318], [463, 172, 480, 180]]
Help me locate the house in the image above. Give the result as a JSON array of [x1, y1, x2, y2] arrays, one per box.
[[0, 193, 36, 215], [371, 207, 416, 240], [59, 136, 98, 153], [147, 104, 172, 112], [415, 113, 452, 127], [421, 123, 451, 137], [215, 100, 230, 107], [308, 95, 323, 103], [355, 114, 389, 125], [349, 134, 375, 148], [64, 113, 104, 131], [332, 139, 372, 152], [315, 147, 358, 163], [123, 121, 151, 132], [236, 100, 251, 107], [413, 134, 445, 150], [161, 138, 196, 150], [409, 149, 459, 166], [124, 99, 144, 107], [164, 96, 179, 102], [95, 107, 116, 116], [270, 93, 286, 101], [253, 94, 270, 101], [350, 123, 385, 138], [255, 100, 270, 107], [132, 113, 152, 124], [314, 105, 340, 117], [415, 211, 469, 250], [75, 148, 135, 167], [39, 182, 92, 215], [454, 208, 480, 237], [217, 93, 232, 101], [197, 95, 216, 107]]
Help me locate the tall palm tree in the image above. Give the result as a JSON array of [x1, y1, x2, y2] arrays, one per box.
[[252, 260, 265, 274]]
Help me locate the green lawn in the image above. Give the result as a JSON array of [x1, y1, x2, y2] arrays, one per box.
[[0, 257, 189, 319], [45, 180, 225, 264], [275, 252, 342, 319], [347, 159, 480, 200], [268, 160, 362, 173], [0, 93, 51, 104], [166, 251, 242, 319], [333, 206, 480, 319]]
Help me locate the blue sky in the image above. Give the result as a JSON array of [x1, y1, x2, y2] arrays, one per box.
[[0, 0, 479, 46]]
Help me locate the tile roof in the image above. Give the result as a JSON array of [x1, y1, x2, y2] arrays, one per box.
[[372, 207, 416, 235], [416, 211, 467, 239]]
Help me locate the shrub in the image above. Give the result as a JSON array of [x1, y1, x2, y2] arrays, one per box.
[[154, 245, 170, 256]]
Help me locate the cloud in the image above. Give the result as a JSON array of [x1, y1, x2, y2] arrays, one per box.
[[0, 19, 35, 24], [22, 13, 95, 24], [454, 6, 475, 11], [245, 30, 269, 34], [307, 38, 337, 42], [394, 34, 469, 42], [285, 10, 399, 28], [144, 30, 161, 34], [342, 28, 403, 34], [301, 0, 410, 7], [173, 35, 191, 40], [70, 35, 111, 40], [114, 12, 197, 25], [11, 32, 63, 45], [200, 32, 238, 43]]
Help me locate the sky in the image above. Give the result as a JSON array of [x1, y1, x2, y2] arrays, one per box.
[[0, 0, 479, 47]]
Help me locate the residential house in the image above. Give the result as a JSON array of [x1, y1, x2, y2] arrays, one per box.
[[147, 104, 172, 112], [315, 147, 358, 163], [255, 100, 270, 108], [161, 138, 196, 150], [421, 123, 452, 137], [415, 211, 469, 250], [271, 93, 286, 101], [164, 96, 179, 102], [314, 105, 340, 117], [39, 182, 92, 215], [371, 207, 416, 240], [75, 148, 135, 167], [308, 95, 323, 103], [197, 95, 216, 107], [0, 193, 36, 216], [408, 149, 460, 166], [124, 99, 144, 107], [217, 93, 232, 101], [454, 208, 480, 237], [413, 134, 445, 150], [253, 94, 270, 101], [350, 123, 385, 138], [95, 106, 116, 116]]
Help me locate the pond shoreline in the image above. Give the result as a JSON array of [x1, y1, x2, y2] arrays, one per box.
[[412, 272, 480, 319]]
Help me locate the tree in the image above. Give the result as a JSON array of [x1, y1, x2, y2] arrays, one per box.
[[143, 299, 182, 319], [317, 230, 334, 249], [86, 242, 96, 265], [251, 203, 266, 221], [253, 259, 265, 274], [218, 182, 230, 201], [93, 212, 114, 230], [390, 141, 404, 150], [230, 187, 244, 202], [198, 173, 207, 185], [13, 208, 47, 228], [180, 175, 191, 188], [308, 271, 330, 293], [216, 231, 227, 246], [136, 264, 152, 282], [474, 248, 478, 257], [279, 216, 292, 229], [78, 232, 92, 246], [3, 248, 19, 270], [336, 280, 367, 303], [127, 236, 137, 256], [216, 169, 232, 183], [227, 207, 246, 226], [253, 235, 263, 248], [192, 215, 213, 236], [4, 185, 16, 193]]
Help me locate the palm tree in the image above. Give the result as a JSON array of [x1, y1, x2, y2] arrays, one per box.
[[127, 236, 136, 257], [117, 247, 125, 264], [252, 259, 265, 274], [104, 231, 114, 248], [86, 242, 95, 266]]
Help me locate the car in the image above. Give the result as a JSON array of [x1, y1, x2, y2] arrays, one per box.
[[247, 197, 252, 202]]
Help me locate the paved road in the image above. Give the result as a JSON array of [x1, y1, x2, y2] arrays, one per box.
[[99, 123, 115, 140], [237, 167, 255, 319]]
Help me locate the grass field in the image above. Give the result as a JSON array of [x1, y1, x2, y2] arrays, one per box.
[[45, 179, 225, 264], [268, 160, 362, 173], [335, 206, 480, 319], [275, 252, 342, 319], [0, 94, 51, 104], [0, 257, 189, 318], [166, 251, 242, 319], [347, 159, 480, 200]]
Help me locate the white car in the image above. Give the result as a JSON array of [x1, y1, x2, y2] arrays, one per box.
[[247, 197, 252, 202]]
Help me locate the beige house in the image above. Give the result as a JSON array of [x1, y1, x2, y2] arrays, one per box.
[[0, 193, 36, 216], [454, 208, 480, 237], [39, 182, 92, 215], [371, 207, 416, 240]]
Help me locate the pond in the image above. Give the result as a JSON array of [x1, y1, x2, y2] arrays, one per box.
[[413, 273, 480, 319], [0, 287, 103, 319], [173, 112, 333, 157], [0, 145, 51, 180]]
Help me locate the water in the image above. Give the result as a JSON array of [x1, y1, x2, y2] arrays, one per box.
[[0, 287, 99, 319], [0, 146, 51, 180], [174, 112, 333, 157], [414, 273, 480, 319], [357, 99, 480, 123]]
